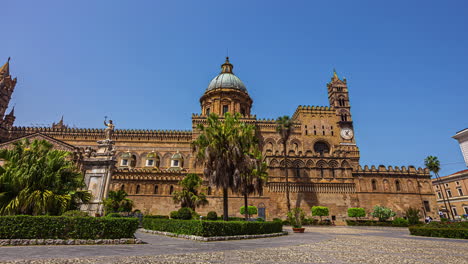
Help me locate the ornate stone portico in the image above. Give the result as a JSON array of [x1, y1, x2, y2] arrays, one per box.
[[0, 57, 438, 220]]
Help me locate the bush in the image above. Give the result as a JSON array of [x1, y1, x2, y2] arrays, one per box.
[[302, 218, 318, 226], [142, 218, 283, 237], [0, 215, 139, 239], [272, 218, 282, 223], [240, 206, 258, 216], [409, 226, 468, 239], [346, 220, 405, 227], [62, 210, 90, 217], [287, 208, 305, 228], [170, 211, 179, 219], [177, 207, 193, 220], [206, 211, 218, 221], [347, 208, 365, 220], [392, 217, 409, 227], [218, 216, 245, 221], [256, 217, 264, 222], [405, 207, 421, 225], [311, 206, 329, 221], [106, 213, 122, 218], [370, 206, 396, 221], [144, 215, 169, 219]]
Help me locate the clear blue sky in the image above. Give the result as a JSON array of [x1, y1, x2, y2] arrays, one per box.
[[3, 0, 467, 176]]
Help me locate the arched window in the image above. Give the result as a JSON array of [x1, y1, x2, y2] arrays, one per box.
[[396, 180, 401, 191], [135, 185, 140, 194], [206, 108, 210, 115], [130, 154, 137, 168], [207, 187, 212, 195], [294, 163, 301, 178], [120, 184, 125, 191], [169, 185, 174, 195], [314, 142, 330, 156], [154, 185, 158, 194], [341, 114, 348, 122], [372, 180, 377, 191]]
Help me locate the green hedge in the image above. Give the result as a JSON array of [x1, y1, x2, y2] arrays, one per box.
[[144, 215, 169, 219], [0, 215, 139, 239], [346, 220, 408, 227], [409, 226, 468, 239], [142, 218, 283, 237]]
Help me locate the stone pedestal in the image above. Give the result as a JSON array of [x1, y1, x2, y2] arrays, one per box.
[[81, 139, 116, 216]]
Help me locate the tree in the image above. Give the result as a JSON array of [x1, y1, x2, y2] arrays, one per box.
[[192, 112, 246, 221], [240, 205, 258, 218], [103, 190, 134, 215], [276, 115, 294, 212], [348, 207, 366, 221], [311, 206, 329, 221], [172, 173, 208, 211], [370, 205, 396, 221], [0, 139, 90, 216], [425, 156, 454, 220]]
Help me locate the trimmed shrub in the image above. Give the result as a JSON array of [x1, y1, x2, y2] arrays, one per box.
[[0, 215, 139, 239], [346, 220, 406, 227], [409, 226, 468, 239], [218, 216, 245, 221], [272, 218, 282, 223], [347, 208, 365, 220], [370, 206, 396, 221], [256, 217, 264, 222], [62, 210, 90, 217], [177, 207, 193, 220], [392, 217, 409, 227], [240, 206, 258, 216], [106, 213, 122, 218], [144, 215, 169, 219], [170, 211, 179, 219], [206, 211, 218, 221], [311, 206, 329, 221], [142, 218, 283, 237]]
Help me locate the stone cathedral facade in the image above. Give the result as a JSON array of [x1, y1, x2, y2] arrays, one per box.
[[0, 57, 437, 221]]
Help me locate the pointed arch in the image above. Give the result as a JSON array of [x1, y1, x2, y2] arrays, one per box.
[[341, 160, 351, 168], [306, 159, 314, 168], [269, 159, 279, 167]]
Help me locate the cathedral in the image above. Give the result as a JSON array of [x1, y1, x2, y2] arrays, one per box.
[[0, 57, 437, 221]]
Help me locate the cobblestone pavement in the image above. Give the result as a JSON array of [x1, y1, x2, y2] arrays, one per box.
[[1, 227, 467, 264]]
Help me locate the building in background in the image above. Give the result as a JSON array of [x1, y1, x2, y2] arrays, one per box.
[[431, 128, 468, 218], [453, 128, 468, 167], [0, 58, 437, 220], [432, 169, 468, 218]]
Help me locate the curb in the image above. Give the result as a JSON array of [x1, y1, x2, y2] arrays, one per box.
[[139, 228, 288, 241]]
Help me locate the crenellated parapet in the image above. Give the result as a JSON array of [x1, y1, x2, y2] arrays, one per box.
[[9, 126, 193, 142], [355, 165, 430, 177], [112, 167, 188, 182], [292, 105, 335, 120]]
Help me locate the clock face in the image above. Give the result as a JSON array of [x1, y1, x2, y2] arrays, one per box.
[[340, 127, 354, 140]]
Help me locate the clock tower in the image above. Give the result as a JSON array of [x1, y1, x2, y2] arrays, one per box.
[[328, 70, 355, 144]]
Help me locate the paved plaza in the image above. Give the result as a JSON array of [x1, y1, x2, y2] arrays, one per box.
[[0, 227, 467, 264]]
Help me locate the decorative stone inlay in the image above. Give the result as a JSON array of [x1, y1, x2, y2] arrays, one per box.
[[0, 238, 143, 246], [139, 228, 288, 241]]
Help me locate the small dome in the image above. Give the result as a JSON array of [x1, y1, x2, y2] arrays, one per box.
[[206, 57, 247, 92]]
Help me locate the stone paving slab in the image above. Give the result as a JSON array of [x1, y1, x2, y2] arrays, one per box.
[[0, 227, 466, 264]]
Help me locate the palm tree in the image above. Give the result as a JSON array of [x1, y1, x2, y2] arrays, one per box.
[[0, 139, 90, 215], [239, 153, 268, 220], [172, 173, 208, 211], [192, 112, 245, 221], [424, 156, 454, 220], [276, 115, 294, 212], [103, 190, 134, 215]]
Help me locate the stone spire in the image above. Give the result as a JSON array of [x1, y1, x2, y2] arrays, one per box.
[[0, 57, 10, 77], [3, 106, 15, 128], [221, 57, 234, 74]]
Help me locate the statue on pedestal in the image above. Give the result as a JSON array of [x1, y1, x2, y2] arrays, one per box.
[[104, 118, 115, 140]]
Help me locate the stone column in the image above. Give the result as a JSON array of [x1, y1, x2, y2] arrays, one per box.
[[81, 139, 116, 216]]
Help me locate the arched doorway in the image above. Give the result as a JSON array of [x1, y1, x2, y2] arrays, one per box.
[[258, 203, 266, 220]]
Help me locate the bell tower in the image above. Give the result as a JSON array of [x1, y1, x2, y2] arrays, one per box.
[[328, 70, 352, 123]]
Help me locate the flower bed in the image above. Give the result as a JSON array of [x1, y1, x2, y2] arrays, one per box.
[[142, 217, 283, 237], [0, 215, 139, 239], [409, 222, 468, 239]]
